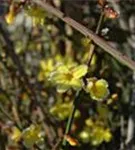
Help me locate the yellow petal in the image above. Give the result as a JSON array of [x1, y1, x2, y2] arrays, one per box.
[[10, 127, 22, 142], [5, 4, 15, 24], [103, 129, 112, 142], [49, 72, 67, 84], [56, 64, 69, 73], [70, 79, 82, 90], [22, 124, 41, 148], [79, 130, 90, 143], [40, 60, 46, 70], [85, 118, 94, 127], [5, 13, 15, 24], [72, 65, 88, 79], [91, 127, 104, 145], [96, 79, 108, 88], [57, 84, 70, 93]]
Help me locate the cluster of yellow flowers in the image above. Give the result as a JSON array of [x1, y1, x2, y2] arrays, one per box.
[[49, 63, 109, 101], [79, 118, 112, 145], [5, 2, 110, 102]]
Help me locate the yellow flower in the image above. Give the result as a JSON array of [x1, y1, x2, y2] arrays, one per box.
[[86, 78, 109, 101], [49, 64, 88, 93], [79, 129, 91, 143], [91, 126, 112, 145], [50, 102, 80, 120], [5, 4, 15, 24], [91, 126, 105, 145], [103, 128, 112, 142], [85, 118, 94, 127], [38, 58, 54, 81], [10, 127, 22, 142], [22, 124, 41, 148]]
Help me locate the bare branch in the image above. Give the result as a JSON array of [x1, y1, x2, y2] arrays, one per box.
[[33, 0, 135, 71]]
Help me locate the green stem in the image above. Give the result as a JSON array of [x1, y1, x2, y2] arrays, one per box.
[[62, 90, 82, 147], [62, 12, 105, 148]]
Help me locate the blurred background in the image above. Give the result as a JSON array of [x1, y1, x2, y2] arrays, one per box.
[[0, 0, 135, 149]]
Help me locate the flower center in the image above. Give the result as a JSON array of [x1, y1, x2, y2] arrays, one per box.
[[65, 73, 73, 81]]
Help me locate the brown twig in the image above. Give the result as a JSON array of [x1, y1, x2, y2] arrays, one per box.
[[32, 0, 135, 71], [51, 138, 62, 150], [0, 87, 22, 129]]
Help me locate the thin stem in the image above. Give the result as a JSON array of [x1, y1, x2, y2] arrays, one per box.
[[11, 99, 23, 129], [62, 7, 104, 149], [62, 90, 82, 147], [52, 138, 62, 150], [0, 103, 13, 121], [0, 87, 23, 129], [95, 12, 104, 35], [87, 12, 104, 67]]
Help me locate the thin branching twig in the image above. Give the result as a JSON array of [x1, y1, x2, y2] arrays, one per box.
[[33, 0, 135, 71], [87, 11, 104, 66], [62, 10, 105, 147]]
